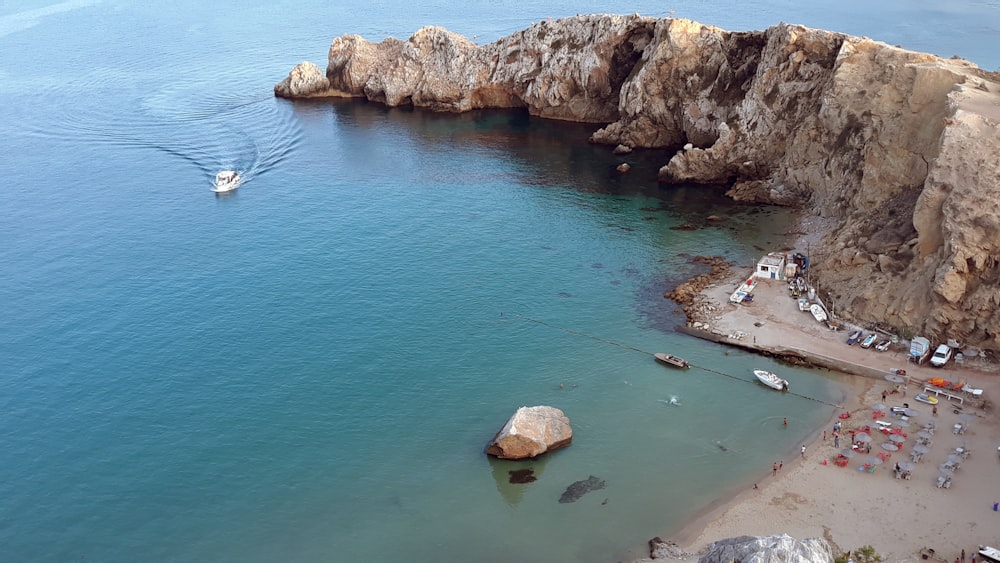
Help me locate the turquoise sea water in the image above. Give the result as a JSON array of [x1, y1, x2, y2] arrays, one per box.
[[1, 2, 996, 562]]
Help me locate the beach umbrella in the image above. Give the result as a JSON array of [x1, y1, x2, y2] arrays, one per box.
[[880, 442, 899, 452], [917, 430, 933, 440], [840, 448, 857, 458], [854, 433, 872, 443], [884, 374, 905, 383], [871, 403, 887, 412], [889, 434, 906, 444], [938, 466, 955, 477], [894, 419, 911, 427], [902, 408, 919, 417], [897, 461, 915, 471], [957, 413, 976, 423], [866, 456, 883, 466], [913, 444, 930, 454], [946, 454, 962, 465]]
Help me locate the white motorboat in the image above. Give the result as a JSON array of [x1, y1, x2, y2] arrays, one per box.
[[212, 170, 242, 193], [809, 304, 827, 323], [753, 369, 789, 391]]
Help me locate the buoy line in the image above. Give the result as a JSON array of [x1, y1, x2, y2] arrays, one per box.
[[511, 312, 842, 408]]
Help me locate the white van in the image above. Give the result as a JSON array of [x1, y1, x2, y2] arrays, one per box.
[[930, 344, 953, 367]]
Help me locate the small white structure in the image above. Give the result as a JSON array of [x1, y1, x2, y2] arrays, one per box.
[[755, 253, 787, 280]]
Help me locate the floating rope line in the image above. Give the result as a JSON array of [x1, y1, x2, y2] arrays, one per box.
[[512, 313, 842, 408], [692, 364, 841, 407], [515, 314, 648, 354]]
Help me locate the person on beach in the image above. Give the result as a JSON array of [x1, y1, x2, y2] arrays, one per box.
[[801, 445, 806, 458], [779, 460, 783, 470], [823, 430, 827, 441], [773, 462, 778, 475], [962, 549, 966, 562], [834, 432, 840, 448], [783, 417, 787, 426], [933, 405, 938, 416], [882, 390, 887, 401]]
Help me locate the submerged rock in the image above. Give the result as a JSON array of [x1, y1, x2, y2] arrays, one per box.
[[558, 475, 606, 503], [485, 406, 572, 460]]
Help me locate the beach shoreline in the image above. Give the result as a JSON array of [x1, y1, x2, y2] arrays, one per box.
[[667, 374, 871, 552], [636, 212, 1000, 563]]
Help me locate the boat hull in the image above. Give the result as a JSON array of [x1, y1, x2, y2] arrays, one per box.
[[753, 369, 789, 391], [809, 304, 827, 323], [914, 393, 939, 405], [654, 353, 689, 368], [212, 170, 242, 193]]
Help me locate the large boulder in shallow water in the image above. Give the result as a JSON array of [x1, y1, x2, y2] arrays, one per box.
[[485, 406, 572, 460]]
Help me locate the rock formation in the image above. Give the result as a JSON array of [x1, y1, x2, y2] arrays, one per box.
[[697, 534, 834, 563], [276, 15, 1000, 351], [485, 405, 572, 459], [632, 534, 832, 562]]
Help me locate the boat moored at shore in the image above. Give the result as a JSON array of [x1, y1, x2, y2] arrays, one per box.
[[655, 353, 689, 369], [753, 369, 789, 391]]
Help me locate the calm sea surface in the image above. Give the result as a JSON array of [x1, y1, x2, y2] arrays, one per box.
[[1, 2, 996, 562]]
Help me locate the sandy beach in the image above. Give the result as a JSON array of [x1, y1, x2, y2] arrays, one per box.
[[648, 254, 1000, 563]]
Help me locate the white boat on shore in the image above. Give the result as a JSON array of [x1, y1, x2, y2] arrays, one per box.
[[753, 369, 789, 391], [729, 276, 757, 304], [809, 304, 827, 323], [212, 170, 242, 193]]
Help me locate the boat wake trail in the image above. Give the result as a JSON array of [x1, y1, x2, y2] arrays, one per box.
[[32, 63, 302, 191]]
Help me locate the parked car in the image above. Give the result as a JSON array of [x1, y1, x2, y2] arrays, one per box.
[[930, 344, 953, 367]]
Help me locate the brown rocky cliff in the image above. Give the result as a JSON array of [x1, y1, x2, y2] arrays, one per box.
[[275, 15, 1000, 351]]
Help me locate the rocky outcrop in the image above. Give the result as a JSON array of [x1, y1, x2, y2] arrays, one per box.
[[276, 15, 1000, 351], [647, 537, 691, 560], [698, 534, 834, 563], [485, 405, 572, 459], [274, 61, 332, 97], [632, 534, 832, 563]]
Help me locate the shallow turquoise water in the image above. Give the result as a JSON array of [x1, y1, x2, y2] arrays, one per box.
[[1, 1, 995, 561]]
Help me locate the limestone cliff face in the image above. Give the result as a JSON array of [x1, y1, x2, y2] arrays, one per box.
[[275, 15, 1000, 351]]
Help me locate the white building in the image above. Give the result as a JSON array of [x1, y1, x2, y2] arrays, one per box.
[[754, 253, 787, 280]]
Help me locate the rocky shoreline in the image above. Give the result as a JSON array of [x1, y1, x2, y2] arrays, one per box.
[[277, 14, 1000, 352]]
